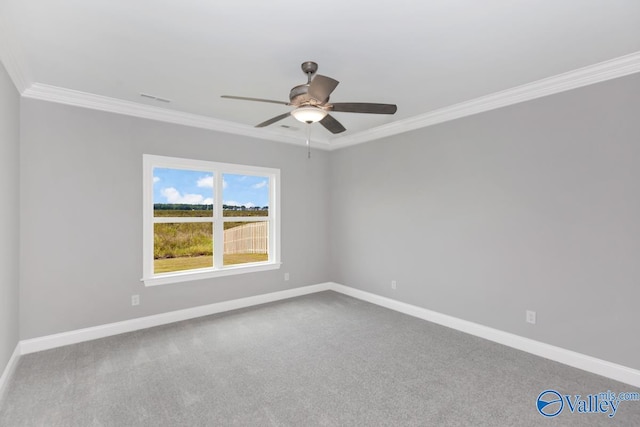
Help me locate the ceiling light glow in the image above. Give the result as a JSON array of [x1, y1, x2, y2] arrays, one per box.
[[291, 106, 327, 123]]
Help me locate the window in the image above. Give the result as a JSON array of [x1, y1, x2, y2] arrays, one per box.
[[142, 155, 280, 286]]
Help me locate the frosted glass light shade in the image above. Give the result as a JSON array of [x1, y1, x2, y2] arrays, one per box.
[[291, 106, 327, 123]]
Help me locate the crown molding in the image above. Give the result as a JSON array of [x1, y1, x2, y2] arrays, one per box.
[[21, 83, 332, 149], [14, 52, 640, 151], [329, 51, 640, 150]]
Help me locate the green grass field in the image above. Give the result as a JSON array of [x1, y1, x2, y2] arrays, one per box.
[[154, 254, 269, 273], [153, 209, 268, 274], [154, 255, 213, 273], [224, 253, 268, 265], [153, 208, 267, 218]]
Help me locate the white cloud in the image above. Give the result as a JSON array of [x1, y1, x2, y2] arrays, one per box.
[[196, 175, 227, 191], [244, 202, 256, 208], [161, 187, 210, 204], [252, 180, 267, 189], [153, 176, 160, 183], [197, 175, 213, 188]]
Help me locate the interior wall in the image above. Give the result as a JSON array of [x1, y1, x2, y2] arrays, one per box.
[[13, 69, 640, 372], [329, 73, 640, 370], [0, 62, 20, 372], [19, 99, 330, 339]]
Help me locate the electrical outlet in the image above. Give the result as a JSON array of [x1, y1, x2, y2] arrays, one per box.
[[284, 272, 290, 281], [391, 280, 397, 290], [526, 310, 536, 324], [131, 295, 140, 306]]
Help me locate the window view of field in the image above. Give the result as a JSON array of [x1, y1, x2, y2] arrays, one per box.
[[152, 168, 270, 274], [153, 206, 269, 274]]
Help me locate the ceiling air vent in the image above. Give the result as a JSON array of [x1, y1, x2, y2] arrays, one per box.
[[140, 93, 171, 103]]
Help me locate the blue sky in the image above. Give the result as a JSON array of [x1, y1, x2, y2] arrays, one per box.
[[153, 168, 269, 208]]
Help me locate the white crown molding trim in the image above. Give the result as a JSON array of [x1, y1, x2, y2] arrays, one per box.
[[329, 283, 640, 388], [21, 83, 332, 150], [17, 52, 639, 151], [17, 49, 640, 150], [0, 344, 20, 404], [330, 51, 640, 150], [19, 283, 332, 355]]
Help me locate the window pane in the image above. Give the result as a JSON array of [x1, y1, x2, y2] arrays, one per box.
[[154, 222, 213, 273], [153, 168, 213, 217], [223, 221, 269, 266], [222, 174, 269, 217]]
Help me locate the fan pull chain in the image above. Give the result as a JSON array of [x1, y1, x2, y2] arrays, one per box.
[[306, 124, 311, 159]]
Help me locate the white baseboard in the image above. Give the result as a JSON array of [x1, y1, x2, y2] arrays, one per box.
[[20, 283, 331, 354], [329, 282, 640, 388], [0, 344, 20, 403], [16, 281, 640, 388]]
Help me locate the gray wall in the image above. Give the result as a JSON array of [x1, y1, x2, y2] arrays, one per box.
[[0, 62, 20, 372], [14, 71, 640, 372], [19, 99, 330, 339], [330, 73, 640, 370]]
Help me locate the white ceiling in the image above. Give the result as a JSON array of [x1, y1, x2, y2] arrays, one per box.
[[1, 1, 639, 148]]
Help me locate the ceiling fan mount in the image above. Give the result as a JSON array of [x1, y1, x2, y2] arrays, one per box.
[[300, 61, 319, 77], [222, 61, 397, 134], [290, 62, 331, 107]]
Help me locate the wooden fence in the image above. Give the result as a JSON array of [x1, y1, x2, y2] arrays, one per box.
[[224, 222, 268, 254]]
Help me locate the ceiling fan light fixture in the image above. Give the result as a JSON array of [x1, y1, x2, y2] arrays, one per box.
[[291, 106, 327, 123], [222, 61, 396, 133]]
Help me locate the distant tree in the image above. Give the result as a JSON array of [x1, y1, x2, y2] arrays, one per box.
[[154, 203, 213, 211]]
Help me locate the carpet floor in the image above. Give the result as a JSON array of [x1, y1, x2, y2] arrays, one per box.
[[1, 291, 639, 426]]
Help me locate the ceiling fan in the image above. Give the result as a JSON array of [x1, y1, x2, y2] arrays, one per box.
[[222, 61, 397, 134]]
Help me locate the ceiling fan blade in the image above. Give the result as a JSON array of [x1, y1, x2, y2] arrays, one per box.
[[319, 114, 346, 134], [255, 112, 291, 128], [221, 95, 290, 106], [330, 102, 397, 114], [308, 75, 339, 102]]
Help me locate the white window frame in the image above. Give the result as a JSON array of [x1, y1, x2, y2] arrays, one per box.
[[142, 154, 281, 286]]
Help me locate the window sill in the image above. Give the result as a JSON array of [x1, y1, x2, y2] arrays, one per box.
[[142, 262, 281, 287]]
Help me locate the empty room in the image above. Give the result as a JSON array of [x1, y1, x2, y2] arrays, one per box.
[[1, 1, 640, 425]]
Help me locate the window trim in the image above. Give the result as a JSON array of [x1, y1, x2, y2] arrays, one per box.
[[142, 154, 281, 286]]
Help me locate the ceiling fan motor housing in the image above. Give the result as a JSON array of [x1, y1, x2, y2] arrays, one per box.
[[289, 61, 330, 105], [289, 84, 323, 106]]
